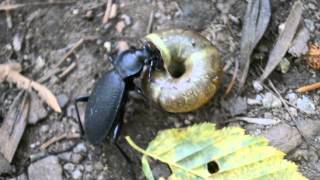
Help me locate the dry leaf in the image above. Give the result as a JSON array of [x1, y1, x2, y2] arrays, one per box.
[[306, 43, 320, 70], [0, 92, 30, 162], [0, 63, 61, 112], [239, 0, 271, 90], [259, 1, 303, 82]]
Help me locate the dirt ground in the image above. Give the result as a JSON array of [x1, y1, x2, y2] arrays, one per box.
[[0, 0, 320, 179]]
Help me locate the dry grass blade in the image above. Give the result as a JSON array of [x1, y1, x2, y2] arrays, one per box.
[[259, 1, 303, 82], [239, 0, 271, 90], [227, 117, 280, 125], [0, 63, 61, 112], [0, 1, 75, 11], [0, 92, 30, 162]]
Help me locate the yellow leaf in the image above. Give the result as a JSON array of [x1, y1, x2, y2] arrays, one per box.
[[126, 123, 306, 180]]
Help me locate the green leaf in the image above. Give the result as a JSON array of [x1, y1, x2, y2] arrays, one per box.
[[126, 123, 307, 180]]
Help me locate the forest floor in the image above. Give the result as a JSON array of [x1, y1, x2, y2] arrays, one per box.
[[0, 0, 320, 179]]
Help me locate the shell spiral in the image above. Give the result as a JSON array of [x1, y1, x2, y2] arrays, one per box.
[[142, 29, 222, 113]]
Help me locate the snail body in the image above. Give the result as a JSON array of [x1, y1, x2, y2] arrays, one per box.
[[142, 29, 222, 112]]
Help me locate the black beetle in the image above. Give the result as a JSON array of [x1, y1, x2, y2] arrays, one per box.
[[75, 42, 163, 145]]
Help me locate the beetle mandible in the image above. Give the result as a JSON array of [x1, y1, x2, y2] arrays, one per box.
[[75, 42, 163, 145]]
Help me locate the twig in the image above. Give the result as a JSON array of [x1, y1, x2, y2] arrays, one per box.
[[222, 58, 239, 98], [38, 68, 63, 83], [54, 39, 84, 68], [146, 10, 155, 34], [102, 0, 112, 24], [58, 62, 77, 79], [54, 36, 97, 68], [0, 1, 75, 11], [267, 79, 315, 148], [296, 82, 320, 93], [40, 133, 81, 150]]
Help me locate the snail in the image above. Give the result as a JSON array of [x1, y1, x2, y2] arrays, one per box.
[[142, 29, 222, 113]]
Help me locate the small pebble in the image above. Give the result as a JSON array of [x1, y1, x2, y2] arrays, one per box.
[[71, 154, 84, 164], [63, 163, 75, 173], [116, 41, 129, 53], [262, 92, 282, 108], [103, 41, 112, 53], [304, 19, 315, 32], [296, 96, 316, 114], [57, 94, 69, 109], [252, 81, 264, 92], [115, 20, 126, 33], [72, 9, 79, 15], [84, 10, 94, 20], [120, 14, 132, 25], [286, 92, 298, 105], [13, 33, 22, 52], [278, 58, 290, 73], [73, 143, 87, 154], [72, 169, 82, 179]]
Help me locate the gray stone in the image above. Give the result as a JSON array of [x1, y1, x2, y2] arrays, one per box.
[[222, 96, 247, 116], [0, 153, 14, 175], [278, 58, 290, 73], [63, 163, 75, 173], [58, 152, 72, 161], [296, 119, 320, 139], [262, 123, 302, 153], [73, 143, 87, 154], [296, 96, 316, 114], [304, 19, 315, 32], [71, 154, 84, 164], [262, 92, 282, 108], [72, 169, 82, 179], [28, 92, 48, 124], [28, 156, 63, 180], [252, 80, 264, 92], [57, 94, 69, 109], [289, 26, 310, 57], [286, 92, 298, 105]]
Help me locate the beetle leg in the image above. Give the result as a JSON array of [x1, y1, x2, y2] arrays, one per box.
[[74, 96, 89, 136], [148, 60, 154, 83], [114, 142, 136, 179]]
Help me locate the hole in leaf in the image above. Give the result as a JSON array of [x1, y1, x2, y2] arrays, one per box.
[[207, 161, 219, 174]]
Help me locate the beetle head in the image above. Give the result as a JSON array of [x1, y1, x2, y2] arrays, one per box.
[[144, 41, 164, 71]]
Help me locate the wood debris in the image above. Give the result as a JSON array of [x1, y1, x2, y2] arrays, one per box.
[[306, 43, 320, 70], [102, 0, 113, 24], [296, 82, 320, 93], [40, 133, 81, 150], [0, 63, 61, 113], [259, 1, 303, 82], [146, 10, 155, 34], [238, 0, 271, 90], [0, 92, 29, 162]]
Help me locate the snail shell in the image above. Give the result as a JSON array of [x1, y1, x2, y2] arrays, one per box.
[[142, 29, 222, 113]]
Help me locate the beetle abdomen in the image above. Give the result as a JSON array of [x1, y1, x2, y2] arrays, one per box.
[[85, 70, 125, 144], [142, 29, 221, 112]]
